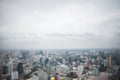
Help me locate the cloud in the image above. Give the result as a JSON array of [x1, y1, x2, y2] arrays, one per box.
[[0, 0, 120, 49], [46, 32, 97, 40]]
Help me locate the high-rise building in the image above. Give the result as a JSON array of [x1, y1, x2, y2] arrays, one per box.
[[58, 57, 62, 64], [72, 62, 76, 67], [62, 58, 65, 64], [78, 65, 84, 75], [2, 66, 9, 74], [17, 62, 24, 79], [108, 54, 112, 68], [8, 58, 13, 77], [11, 71, 18, 80], [0, 66, 2, 80], [93, 67, 100, 76]]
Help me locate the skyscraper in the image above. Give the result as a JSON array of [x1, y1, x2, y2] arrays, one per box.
[[17, 62, 24, 74], [17, 62, 24, 79], [108, 54, 112, 69]]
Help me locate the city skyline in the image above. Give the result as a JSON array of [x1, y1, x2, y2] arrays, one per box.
[[0, 0, 120, 49]]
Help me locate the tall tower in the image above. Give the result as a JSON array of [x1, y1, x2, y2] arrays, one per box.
[[17, 62, 24, 79], [0, 66, 2, 80], [108, 54, 112, 69]]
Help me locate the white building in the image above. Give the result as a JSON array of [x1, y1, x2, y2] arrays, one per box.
[[32, 75, 39, 80], [78, 65, 84, 75], [72, 62, 76, 67], [11, 71, 18, 80]]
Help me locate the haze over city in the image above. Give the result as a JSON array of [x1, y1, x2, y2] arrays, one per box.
[[0, 0, 120, 49], [0, 1, 120, 80]]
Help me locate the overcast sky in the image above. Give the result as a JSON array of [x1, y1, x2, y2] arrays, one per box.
[[0, 0, 120, 49]]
